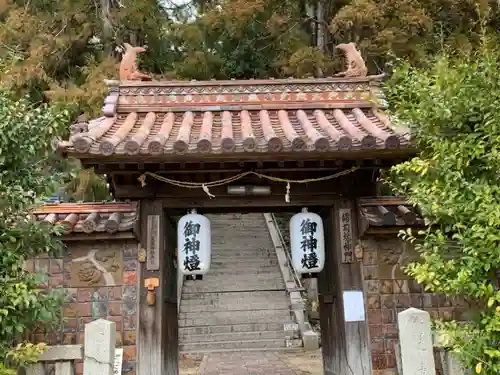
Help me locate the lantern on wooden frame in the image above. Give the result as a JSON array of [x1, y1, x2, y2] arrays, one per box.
[[290, 208, 325, 274], [178, 209, 211, 276]]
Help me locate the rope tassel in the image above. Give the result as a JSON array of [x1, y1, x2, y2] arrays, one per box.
[[285, 182, 290, 203], [202, 184, 215, 198], [138, 174, 147, 187]]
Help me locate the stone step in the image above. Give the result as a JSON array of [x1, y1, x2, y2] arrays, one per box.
[[208, 261, 280, 269], [182, 281, 286, 293], [179, 309, 290, 327], [183, 273, 283, 283], [209, 255, 277, 261], [211, 231, 269, 234], [179, 322, 285, 336], [180, 290, 288, 302], [210, 235, 271, 240], [210, 217, 266, 221], [211, 225, 269, 229], [180, 347, 303, 355], [179, 338, 286, 351], [212, 238, 272, 244], [209, 248, 274, 253], [209, 258, 276, 264], [207, 263, 280, 270], [199, 268, 281, 277], [179, 330, 285, 343], [209, 258, 275, 263], [180, 300, 289, 313]]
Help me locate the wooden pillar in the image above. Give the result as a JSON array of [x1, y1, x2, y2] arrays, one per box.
[[318, 199, 372, 375], [137, 200, 178, 375], [162, 215, 179, 373]]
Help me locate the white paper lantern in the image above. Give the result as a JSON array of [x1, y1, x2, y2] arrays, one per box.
[[289, 208, 325, 274], [178, 209, 211, 275]]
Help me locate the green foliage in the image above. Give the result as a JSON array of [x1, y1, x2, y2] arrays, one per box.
[[0, 0, 173, 115], [64, 167, 111, 202], [0, 89, 69, 369], [331, 0, 500, 72], [3, 343, 48, 373], [386, 37, 500, 373]]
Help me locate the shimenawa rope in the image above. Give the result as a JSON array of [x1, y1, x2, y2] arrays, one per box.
[[138, 167, 359, 202]]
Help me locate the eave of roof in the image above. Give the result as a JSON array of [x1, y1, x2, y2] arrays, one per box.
[[358, 196, 425, 236], [34, 202, 138, 240]]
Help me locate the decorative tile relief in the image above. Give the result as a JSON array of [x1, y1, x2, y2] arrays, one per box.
[[70, 244, 124, 287]]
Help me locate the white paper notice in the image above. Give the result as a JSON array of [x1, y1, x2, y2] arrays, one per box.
[[343, 291, 366, 322], [114, 348, 124, 375]]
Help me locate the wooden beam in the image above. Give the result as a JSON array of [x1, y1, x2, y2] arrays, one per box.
[[358, 196, 410, 206], [33, 202, 136, 214], [115, 193, 343, 209], [112, 170, 376, 199], [137, 201, 178, 375], [319, 200, 372, 375], [61, 232, 136, 241], [92, 158, 405, 175], [75, 148, 416, 167]]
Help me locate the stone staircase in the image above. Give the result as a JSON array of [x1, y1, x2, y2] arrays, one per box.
[[178, 213, 292, 353]]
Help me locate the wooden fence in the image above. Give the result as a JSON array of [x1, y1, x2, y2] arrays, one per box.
[[396, 308, 472, 375], [23, 319, 116, 375]]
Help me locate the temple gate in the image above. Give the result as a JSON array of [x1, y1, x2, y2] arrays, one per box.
[[57, 46, 414, 375]]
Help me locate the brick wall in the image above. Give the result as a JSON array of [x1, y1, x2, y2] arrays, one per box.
[[361, 236, 472, 374], [25, 240, 139, 375]]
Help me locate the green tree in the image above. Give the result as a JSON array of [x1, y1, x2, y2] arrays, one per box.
[[331, 0, 500, 72], [0, 90, 71, 372], [386, 38, 500, 373], [0, 0, 175, 202], [170, 0, 500, 78], [0, 0, 173, 114]]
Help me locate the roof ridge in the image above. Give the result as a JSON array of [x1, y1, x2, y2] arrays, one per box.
[[103, 74, 387, 88]]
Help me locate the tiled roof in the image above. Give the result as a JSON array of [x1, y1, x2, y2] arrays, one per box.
[[33, 202, 137, 235], [68, 108, 409, 156], [358, 197, 425, 234], [60, 77, 411, 159]]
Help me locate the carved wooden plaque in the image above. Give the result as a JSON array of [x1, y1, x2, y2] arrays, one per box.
[[146, 215, 160, 271], [339, 208, 354, 263]]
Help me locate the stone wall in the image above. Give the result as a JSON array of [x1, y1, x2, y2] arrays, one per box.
[[361, 236, 471, 374], [25, 240, 139, 375]]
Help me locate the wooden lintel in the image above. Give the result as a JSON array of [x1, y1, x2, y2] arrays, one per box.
[[76, 148, 416, 169], [62, 232, 136, 241], [113, 182, 352, 203], [363, 225, 427, 236], [94, 164, 395, 175], [112, 170, 376, 198], [160, 195, 342, 210], [358, 196, 410, 206]]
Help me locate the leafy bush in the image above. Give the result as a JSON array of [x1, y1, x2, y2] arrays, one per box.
[[386, 37, 500, 374], [0, 90, 71, 371]]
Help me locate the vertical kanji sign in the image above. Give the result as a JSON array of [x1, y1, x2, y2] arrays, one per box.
[[146, 215, 160, 271], [338, 208, 354, 263]]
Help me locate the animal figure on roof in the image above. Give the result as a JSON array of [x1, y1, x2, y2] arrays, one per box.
[[119, 43, 152, 81], [334, 42, 368, 78]]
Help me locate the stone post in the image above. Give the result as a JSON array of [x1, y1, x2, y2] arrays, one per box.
[[398, 308, 436, 375], [440, 351, 469, 375], [83, 319, 116, 375]]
